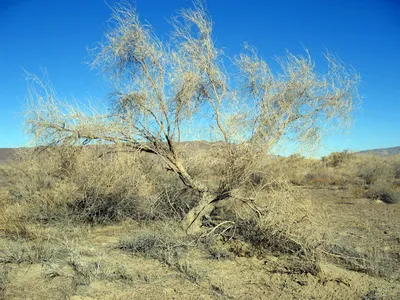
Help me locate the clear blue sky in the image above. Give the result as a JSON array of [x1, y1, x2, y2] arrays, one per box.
[[1, 0, 399, 156]]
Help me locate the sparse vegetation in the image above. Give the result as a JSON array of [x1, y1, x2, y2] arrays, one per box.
[[0, 0, 399, 298], [25, 0, 359, 236], [0, 265, 9, 300], [0, 148, 400, 297], [118, 229, 188, 266], [280, 151, 400, 204]]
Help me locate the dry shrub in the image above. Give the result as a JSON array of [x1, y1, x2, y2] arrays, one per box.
[[252, 182, 323, 256], [163, 145, 327, 256], [267, 155, 342, 187], [289, 160, 348, 187], [284, 155, 320, 186], [1, 145, 325, 261], [0, 203, 31, 239], [67, 254, 134, 289], [303, 171, 337, 186], [1, 148, 76, 222], [0, 149, 70, 233], [273, 152, 400, 201], [356, 158, 386, 185], [0, 146, 170, 225], [340, 154, 400, 202], [394, 161, 400, 179], [365, 180, 400, 204], [1, 145, 208, 226], [211, 161, 325, 258], [119, 228, 188, 266], [205, 244, 233, 260], [154, 187, 201, 220], [340, 154, 399, 182], [322, 151, 354, 167], [0, 238, 69, 264], [324, 243, 400, 280], [0, 265, 9, 300], [118, 225, 204, 282], [180, 151, 327, 258], [179, 142, 255, 192], [197, 235, 233, 260]]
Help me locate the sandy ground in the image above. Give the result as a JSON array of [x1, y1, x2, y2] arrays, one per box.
[[0, 187, 399, 299]]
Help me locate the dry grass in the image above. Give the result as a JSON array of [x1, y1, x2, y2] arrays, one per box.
[[275, 152, 400, 204], [0, 146, 325, 280], [0, 147, 399, 298], [0, 146, 182, 226], [0, 146, 324, 254], [118, 229, 189, 266], [267, 152, 400, 280], [0, 265, 9, 300]]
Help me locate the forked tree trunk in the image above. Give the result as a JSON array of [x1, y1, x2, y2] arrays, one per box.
[[170, 158, 218, 234], [182, 191, 216, 234]]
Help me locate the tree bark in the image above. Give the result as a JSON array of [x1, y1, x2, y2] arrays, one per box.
[[167, 157, 216, 234], [182, 191, 216, 234]]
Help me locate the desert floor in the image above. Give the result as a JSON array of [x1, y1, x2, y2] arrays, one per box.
[[0, 185, 399, 300]]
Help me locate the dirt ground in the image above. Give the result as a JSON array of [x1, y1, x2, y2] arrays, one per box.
[[0, 186, 399, 299]]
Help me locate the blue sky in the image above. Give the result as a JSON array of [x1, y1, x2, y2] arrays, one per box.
[[0, 0, 399, 156]]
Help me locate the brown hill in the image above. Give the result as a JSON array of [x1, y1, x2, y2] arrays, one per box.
[[357, 146, 400, 156]]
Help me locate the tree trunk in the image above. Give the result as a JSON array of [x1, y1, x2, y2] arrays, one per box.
[[168, 158, 216, 234], [182, 191, 216, 235]]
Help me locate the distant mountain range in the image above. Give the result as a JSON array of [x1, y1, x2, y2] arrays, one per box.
[[0, 145, 399, 163], [356, 146, 400, 156]]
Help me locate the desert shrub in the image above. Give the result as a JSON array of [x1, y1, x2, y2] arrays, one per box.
[[303, 172, 336, 186], [66, 147, 151, 223], [152, 187, 201, 220], [284, 155, 317, 186], [0, 239, 68, 264], [0, 265, 9, 300], [206, 245, 232, 260], [361, 290, 380, 300], [392, 156, 400, 179], [234, 218, 305, 254], [322, 150, 353, 167], [68, 188, 140, 223], [357, 163, 382, 185], [174, 261, 204, 284], [347, 178, 367, 198], [1, 145, 327, 263], [334, 154, 400, 202], [67, 254, 134, 289], [325, 243, 399, 279], [0, 192, 32, 239], [277, 152, 400, 197], [2, 148, 74, 203], [119, 229, 188, 266], [0, 149, 75, 223], [71, 147, 202, 223], [0, 146, 197, 225], [197, 235, 233, 260], [118, 225, 210, 284], [270, 255, 321, 276], [211, 173, 324, 258], [365, 180, 400, 204], [265, 155, 344, 187], [351, 155, 400, 185], [1, 148, 80, 223]]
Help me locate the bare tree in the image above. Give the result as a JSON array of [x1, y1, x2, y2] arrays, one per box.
[[25, 1, 360, 234]]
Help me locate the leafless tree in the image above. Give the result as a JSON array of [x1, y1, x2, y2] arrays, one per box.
[[25, 1, 360, 234]]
